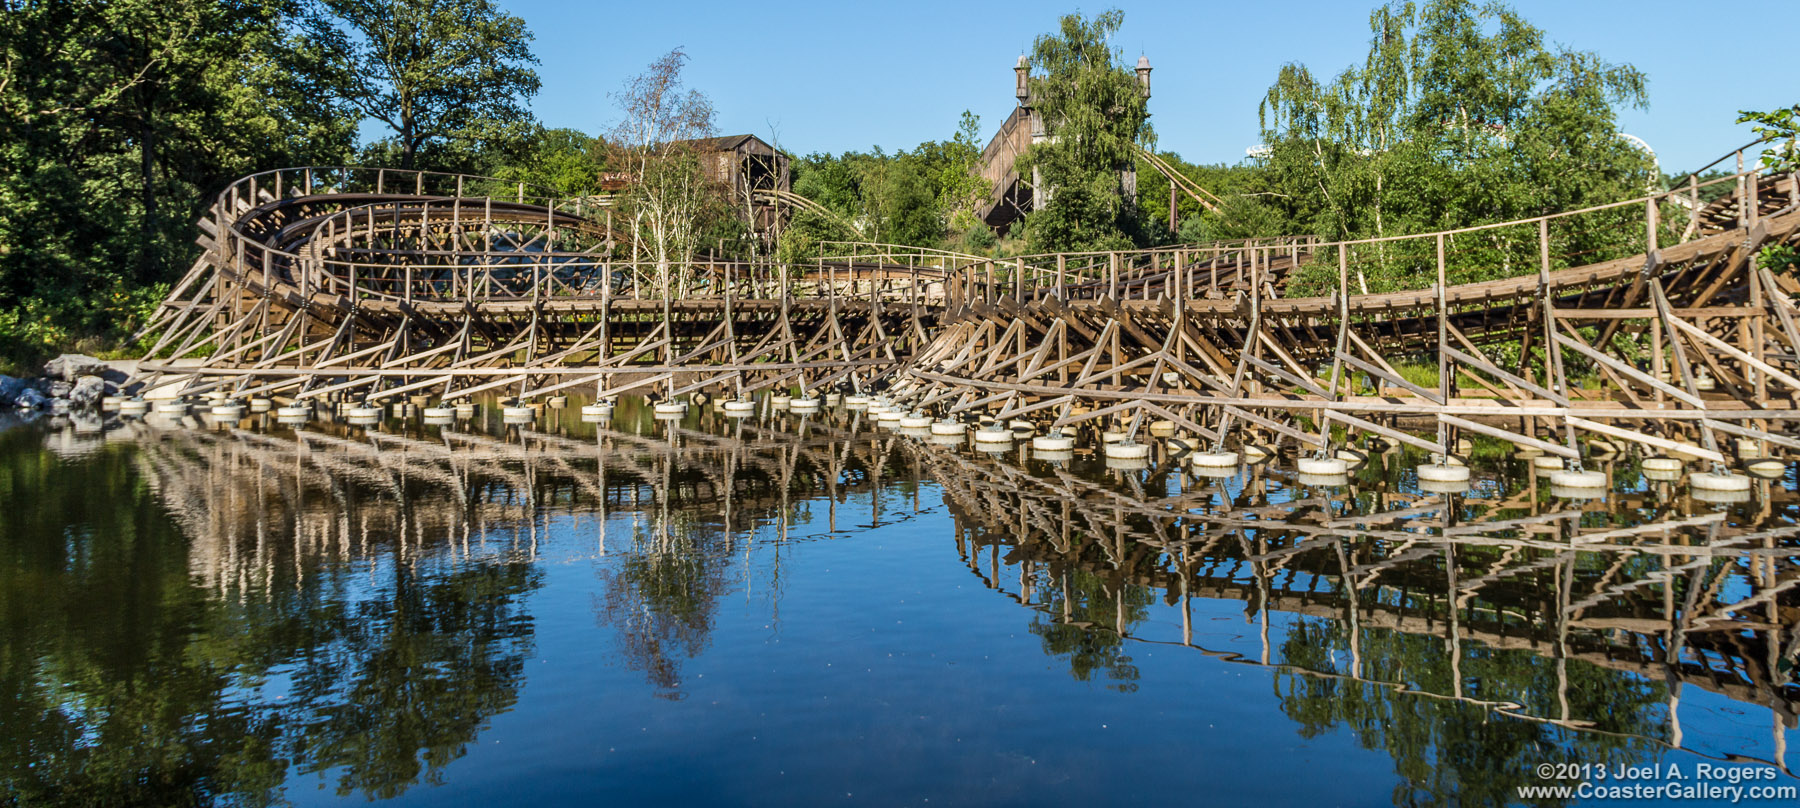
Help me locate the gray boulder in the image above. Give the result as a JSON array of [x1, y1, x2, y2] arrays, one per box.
[[42, 353, 109, 381], [68, 375, 107, 407], [49, 379, 72, 398]]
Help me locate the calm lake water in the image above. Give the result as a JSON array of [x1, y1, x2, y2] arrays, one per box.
[[2, 400, 1797, 806]]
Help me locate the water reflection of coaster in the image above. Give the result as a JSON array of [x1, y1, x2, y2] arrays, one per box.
[[1692, 487, 1752, 504], [1295, 472, 1349, 487]]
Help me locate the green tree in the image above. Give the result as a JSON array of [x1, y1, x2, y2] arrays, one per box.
[[608, 48, 728, 291], [491, 126, 612, 197], [1257, 0, 1653, 293], [871, 156, 941, 247], [1738, 103, 1799, 172], [1018, 9, 1154, 252], [0, 0, 358, 372], [916, 110, 991, 233], [303, 0, 540, 169]]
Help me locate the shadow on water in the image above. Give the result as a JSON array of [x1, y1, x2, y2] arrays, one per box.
[[1, 401, 1797, 805]]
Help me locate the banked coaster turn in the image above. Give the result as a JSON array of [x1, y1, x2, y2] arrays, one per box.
[[133, 145, 1800, 482], [133, 167, 943, 407]]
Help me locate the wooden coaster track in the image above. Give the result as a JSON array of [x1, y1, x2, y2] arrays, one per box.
[[133, 145, 1800, 468], [895, 147, 1800, 469], [135, 167, 944, 406]]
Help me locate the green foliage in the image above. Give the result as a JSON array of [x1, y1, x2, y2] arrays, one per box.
[[776, 208, 856, 264], [1018, 9, 1155, 252], [492, 127, 612, 197], [1738, 103, 1800, 172], [0, 0, 359, 374], [302, 0, 541, 169], [1764, 243, 1800, 274], [787, 143, 956, 249], [1136, 151, 1289, 243], [1025, 176, 1136, 252], [920, 110, 992, 233], [872, 159, 942, 247], [963, 223, 998, 250], [1256, 0, 1653, 292]]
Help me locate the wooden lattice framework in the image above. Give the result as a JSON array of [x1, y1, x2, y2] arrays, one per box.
[[136, 145, 1800, 469]]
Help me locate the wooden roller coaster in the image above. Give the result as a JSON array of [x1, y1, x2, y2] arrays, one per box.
[[134, 167, 942, 406], [134, 141, 1800, 471]]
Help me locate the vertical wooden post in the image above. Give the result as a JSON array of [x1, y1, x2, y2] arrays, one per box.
[[1436, 233, 1449, 454], [1750, 254, 1767, 403], [1737, 151, 1747, 230], [1326, 243, 1349, 403], [1539, 217, 1579, 466], [1651, 317, 1664, 403], [483, 196, 493, 302], [1747, 153, 1760, 228]]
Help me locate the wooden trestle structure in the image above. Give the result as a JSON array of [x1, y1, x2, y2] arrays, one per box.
[[135, 167, 940, 407], [137, 145, 1800, 468]]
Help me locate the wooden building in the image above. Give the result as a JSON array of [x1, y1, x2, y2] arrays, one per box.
[[682, 134, 791, 233]]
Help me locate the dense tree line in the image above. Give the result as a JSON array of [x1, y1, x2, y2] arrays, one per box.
[[0, 0, 543, 373], [1, 0, 1784, 373], [777, 111, 991, 262]]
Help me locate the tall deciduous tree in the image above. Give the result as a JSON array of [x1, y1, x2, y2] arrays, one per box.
[[1019, 9, 1154, 252], [1257, 0, 1652, 292], [922, 110, 991, 234], [609, 48, 722, 292], [0, 0, 357, 371], [303, 0, 540, 169]]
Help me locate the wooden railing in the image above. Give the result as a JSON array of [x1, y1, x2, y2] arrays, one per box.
[[192, 140, 1795, 317]]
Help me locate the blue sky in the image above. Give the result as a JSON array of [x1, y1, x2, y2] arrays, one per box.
[[505, 0, 1792, 173]]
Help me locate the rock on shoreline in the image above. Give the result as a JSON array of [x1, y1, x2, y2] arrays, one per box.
[[2, 354, 135, 411]]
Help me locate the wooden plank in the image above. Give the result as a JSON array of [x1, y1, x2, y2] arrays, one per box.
[[1442, 345, 1565, 405], [1223, 405, 1324, 447], [1664, 311, 1800, 391], [1245, 354, 1331, 398], [1699, 418, 1800, 452], [1336, 351, 1444, 405], [1551, 332, 1706, 407], [1565, 416, 1725, 463]]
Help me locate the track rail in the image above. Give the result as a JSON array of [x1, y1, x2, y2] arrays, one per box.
[[133, 143, 1800, 473]]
